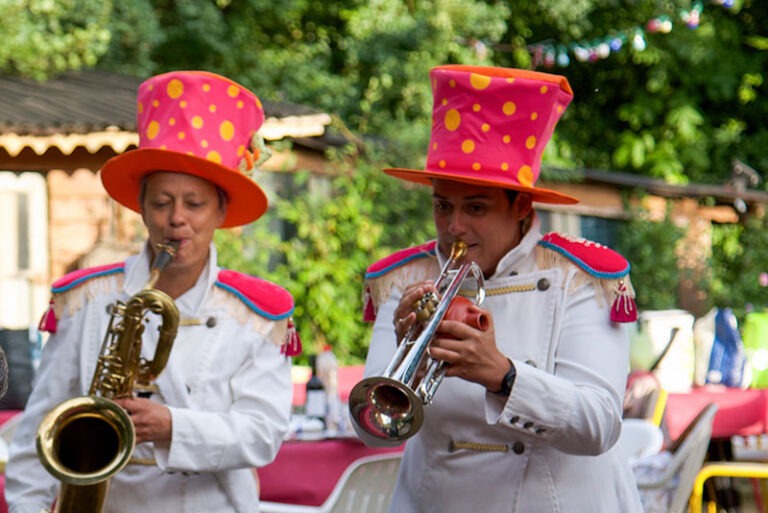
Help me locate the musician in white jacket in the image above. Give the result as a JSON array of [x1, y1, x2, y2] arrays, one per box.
[[5, 70, 299, 513], [353, 65, 644, 512]]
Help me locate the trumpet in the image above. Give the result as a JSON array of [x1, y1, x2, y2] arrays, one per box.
[[349, 241, 486, 442], [36, 242, 180, 513]]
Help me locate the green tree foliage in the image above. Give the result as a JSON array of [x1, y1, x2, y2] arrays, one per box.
[[0, 0, 112, 80], [710, 216, 768, 320], [614, 205, 685, 311]]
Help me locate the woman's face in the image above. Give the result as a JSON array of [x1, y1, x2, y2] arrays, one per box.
[[140, 172, 226, 275], [432, 179, 531, 278]]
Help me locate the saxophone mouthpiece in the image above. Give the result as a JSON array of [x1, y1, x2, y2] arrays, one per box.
[[152, 241, 179, 272]]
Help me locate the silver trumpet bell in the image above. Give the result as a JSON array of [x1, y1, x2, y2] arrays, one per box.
[[349, 241, 486, 441]]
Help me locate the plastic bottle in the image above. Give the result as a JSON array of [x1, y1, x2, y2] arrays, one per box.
[[315, 345, 341, 433], [304, 354, 326, 429]]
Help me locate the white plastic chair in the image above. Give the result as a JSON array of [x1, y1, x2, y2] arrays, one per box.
[[619, 418, 665, 463], [635, 403, 717, 513], [260, 453, 402, 513]]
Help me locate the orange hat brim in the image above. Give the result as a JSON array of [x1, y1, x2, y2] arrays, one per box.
[[100, 148, 268, 228], [384, 167, 579, 205]]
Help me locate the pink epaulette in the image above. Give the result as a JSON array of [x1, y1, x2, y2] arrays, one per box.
[[216, 270, 301, 356], [363, 241, 437, 322], [537, 233, 637, 322], [39, 262, 126, 334], [51, 262, 125, 294], [365, 241, 437, 280]]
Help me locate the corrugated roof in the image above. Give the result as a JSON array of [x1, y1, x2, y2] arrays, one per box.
[[0, 70, 331, 155]]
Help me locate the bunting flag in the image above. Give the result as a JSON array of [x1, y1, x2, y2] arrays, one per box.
[[526, 0, 735, 69]]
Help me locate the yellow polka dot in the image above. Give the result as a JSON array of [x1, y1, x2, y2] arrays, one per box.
[[503, 135, 511, 144], [148, 84, 155, 91], [153, 100, 159, 108], [470, 73, 491, 90], [220, 120, 235, 141], [202, 140, 209, 148], [472, 162, 481, 171], [209, 104, 217, 113], [506, 78, 515, 83], [160, 145, 166, 150], [178, 132, 186, 140], [167, 79, 184, 99], [557, 105, 564, 113], [445, 109, 461, 131], [449, 80, 457, 88], [207, 151, 222, 164], [540, 86, 549, 94], [501, 163, 509, 171], [237, 100, 244, 109], [146, 120, 160, 140], [228, 85, 240, 98], [462, 140, 475, 154], [169, 118, 176, 126], [439, 160, 447, 168], [138, 102, 144, 114], [531, 112, 538, 121], [432, 142, 438, 151], [481, 123, 490, 132], [518, 165, 534, 186], [442, 98, 448, 106], [203, 83, 211, 92], [237, 145, 245, 157], [473, 104, 481, 112], [256, 97, 262, 109], [192, 116, 204, 129], [180, 100, 187, 108], [526, 136, 537, 149], [503, 102, 517, 116]]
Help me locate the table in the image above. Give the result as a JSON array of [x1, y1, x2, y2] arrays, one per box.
[[256, 437, 403, 506], [666, 387, 768, 441]]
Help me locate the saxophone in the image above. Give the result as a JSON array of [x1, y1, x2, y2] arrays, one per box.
[[36, 242, 180, 513]]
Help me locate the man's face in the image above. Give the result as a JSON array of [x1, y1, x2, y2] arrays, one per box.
[[432, 179, 531, 277], [140, 172, 226, 275]]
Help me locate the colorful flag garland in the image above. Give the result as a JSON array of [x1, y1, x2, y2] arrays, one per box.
[[527, 0, 735, 68]]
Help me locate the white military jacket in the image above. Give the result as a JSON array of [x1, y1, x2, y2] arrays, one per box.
[[6, 244, 294, 513], [357, 219, 644, 513]]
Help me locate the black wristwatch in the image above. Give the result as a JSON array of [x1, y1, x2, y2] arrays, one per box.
[[493, 359, 516, 397]]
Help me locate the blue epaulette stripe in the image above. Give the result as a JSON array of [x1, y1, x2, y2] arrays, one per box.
[[538, 240, 630, 279], [214, 281, 293, 321], [365, 247, 437, 280], [52, 267, 125, 294]]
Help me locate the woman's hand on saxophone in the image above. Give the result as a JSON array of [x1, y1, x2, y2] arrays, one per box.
[[114, 397, 172, 444]]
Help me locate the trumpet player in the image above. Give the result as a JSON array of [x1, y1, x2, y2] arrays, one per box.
[[357, 66, 644, 512], [5, 71, 298, 513]]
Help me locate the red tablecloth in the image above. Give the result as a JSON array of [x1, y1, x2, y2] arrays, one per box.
[[666, 387, 768, 441], [256, 438, 403, 506]]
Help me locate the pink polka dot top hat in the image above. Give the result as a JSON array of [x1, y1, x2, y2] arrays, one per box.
[[386, 65, 579, 204], [100, 70, 271, 227]]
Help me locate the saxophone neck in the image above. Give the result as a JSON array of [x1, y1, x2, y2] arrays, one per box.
[[145, 242, 179, 289]]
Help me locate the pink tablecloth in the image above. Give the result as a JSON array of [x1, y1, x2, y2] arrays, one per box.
[[256, 438, 403, 506], [666, 387, 768, 441]]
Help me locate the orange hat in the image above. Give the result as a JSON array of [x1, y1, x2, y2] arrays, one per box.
[[101, 70, 271, 227], [385, 65, 578, 204]]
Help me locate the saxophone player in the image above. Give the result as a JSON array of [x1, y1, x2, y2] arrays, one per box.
[[5, 71, 299, 513], [356, 66, 644, 512]]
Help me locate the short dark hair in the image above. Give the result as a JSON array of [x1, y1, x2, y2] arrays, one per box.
[[505, 189, 519, 205]]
